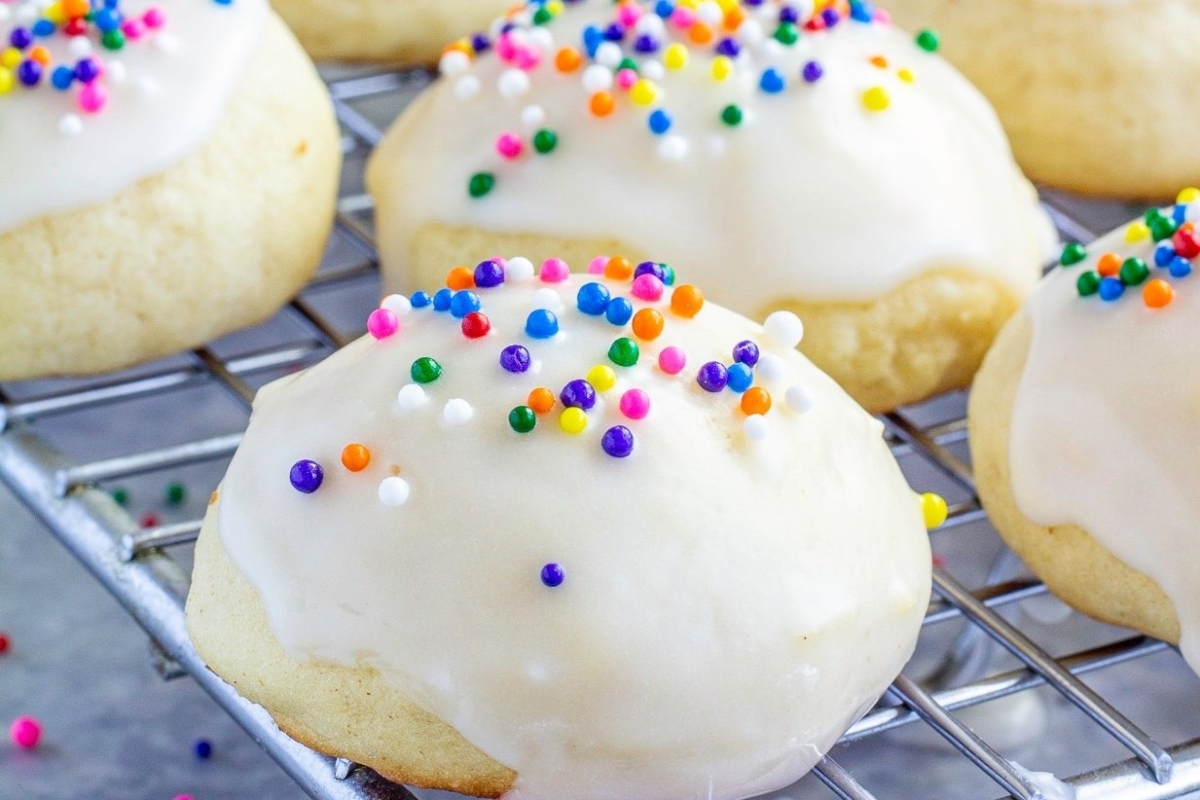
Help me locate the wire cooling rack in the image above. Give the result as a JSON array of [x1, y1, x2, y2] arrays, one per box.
[[3, 66, 1200, 800]]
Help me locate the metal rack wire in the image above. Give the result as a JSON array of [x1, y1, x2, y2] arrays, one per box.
[[2, 66, 1199, 800]]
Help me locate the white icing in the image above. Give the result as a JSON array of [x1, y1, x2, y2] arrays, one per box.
[[0, 0, 267, 233], [216, 271, 931, 800], [369, 0, 1050, 305], [1010, 198, 1200, 670]]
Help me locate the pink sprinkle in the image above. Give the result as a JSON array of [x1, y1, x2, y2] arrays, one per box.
[[630, 274, 664, 301], [670, 7, 695, 28], [619, 389, 650, 420], [173, 796, 195, 800], [615, 68, 638, 91], [10, 716, 41, 749], [142, 7, 166, 29], [658, 346, 686, 375], [367, 308, 400, 340], [539, 258, 569, 283], [122, 18, 145, 40], [496, 132, 523, 160], [78, 82, 108, 114], [874, 8, 891, 23], [616, 4, 641, 27], [496, 33, 517, 62], [587, 256, 608, 275], [514, 46, 541, 71]]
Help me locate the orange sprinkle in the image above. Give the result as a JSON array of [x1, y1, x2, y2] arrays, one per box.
[[528, 387, 556, 414], [631, 308, 665, 340], [740, 387, 772, 416], [722, 6, 746, 31], [555, 46, 583, 73], [589, 90, 615, 117], [670, 284, 705, 318], [62, 0, 89, 17], [341, 443, 371, 472], [446, 266, 475, 289], [209, 491, 219, 506], [28, 46, 50, 65], [1143, 278, 1175, 308], [688, 22, 714, 45], [442, 39, 474, 57], [604, 256, 634, 281], [869, 55, 888, 69], [1096, 252, 1122, 277], [1182, 221, 1196, 234]]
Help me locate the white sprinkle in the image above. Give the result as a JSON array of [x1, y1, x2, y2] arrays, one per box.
[[0, 6, 10, 23], [15, 3, 36, 23], [378, 476, 411, 507], [520, 104, 546, 128], [705, 135, 727, 158], [743, 414, 769, 441], [760, 39, 786, 60], [381, 294, 413, 317], [757, 353, 787, 381], [696, 1, 723, 25], [57, 114, 83, 136], [737, 19, 764, 45], [641, 59, 665, 81], [634, 14, 665, 37], [594, 41, 622, 68], [658, 134, 689, 161], [438, 50, 471, 77], [506, 256, 535, 281], [396, 384, 427, 411], [136, 76, 160, 96], [764, 311, 804, 348], [528, 26, 554, 51], [785, 383, 816, 414], [154, 33, 180, 53], [533, 287, 563, 311], [106, 60, 127, 83], [581, 64, 613, 93], [443, 398, 474, 426], [67, 36, 92, 58], [454, 75, 481, 100], [497, 68, 531, 98]]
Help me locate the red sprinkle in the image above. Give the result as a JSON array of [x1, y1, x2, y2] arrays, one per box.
[[461, 312, 491, 339], [139, 511, 161, 529], [0, 633, 9, 655]]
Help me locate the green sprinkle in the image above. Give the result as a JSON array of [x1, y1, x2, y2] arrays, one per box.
[[1119, 257, 1149, 286], [509, 406, 537, 433], [1076, 271, 1101, 297], [468, 172, 495, 198], [101, 30, 125, 50], [165, 483, 186, 506], [773, 22, 799, 45], [532, 5, 553, 25], [617, 57, 639, 74], [1149, 215, 1178, 242], [915, 29, 940, 53], [608, 337, 640, 368], [411, 357, 443, 384], [661, 264, 676, 286], [111, 487, 129, 507], [533, 129, 558, 154], [1059, 242, 1087, 266], [720, 104, 743, 127]]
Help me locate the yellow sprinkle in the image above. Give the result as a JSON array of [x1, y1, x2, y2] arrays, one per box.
[[920, 493, 948, 530], [1124, 221, 1150, 243], [45, 2, 66, 24], [1178, 187, 1200, 204], [663, 43, 688, 71], [630, 79, 658, 106], [711, 55, 733, 82], [0, 68, 12, 96], [897, 68, 915, 83], [862, 86, 890, 112], [677, 0, 697, 8], [716, 0, 737, 11], [1, 49, 21, 70], [559, 407, 588, 435], [546, 0, 564, 14], [586, 365, 617, 392]]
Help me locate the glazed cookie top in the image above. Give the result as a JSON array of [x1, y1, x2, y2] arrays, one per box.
[[369, 0, 1050, 304], [216, 257, 932, 800], [1010, 188, 1200, 670], [0, 0, 267, 233]]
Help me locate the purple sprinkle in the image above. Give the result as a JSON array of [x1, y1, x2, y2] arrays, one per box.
[[289, 460, 324, 494], [541, 563, 565, 587], [473, 259, 505, 288], [604, 21, 625, 41], [74, 57, 101, 84], [802, 60, 823, 83], [9, 27, 33, 49], [821, 7, 840, 26], [499, 344, 532, 373], [715, 37, 740, 58], [16, 59, 42, 87], [470, 32, 491, 52], [779, 5, 799, 23], [634, 33, 659, 53], [560, 379, 597, 410], [696, 361, 729, 393], [633, 261, 666, 281], [731, 340, 760, 367], [601, 425, 635, 458]]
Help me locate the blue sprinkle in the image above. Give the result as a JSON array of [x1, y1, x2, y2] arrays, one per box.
[[525, 309, 560, 339], [726, 363, 754, 393], [576, 282, 611, 315], [1174, 204, 1189, 225], [432, 288, 453, 312], [51, 65, 74, 91], [1155, 244, 1177, 267], [759, 67, 786, 94], [410, 291, 432, 309], [194, 739, 213, 760], [654, 0, 675, 17], [661, 265, 676, 286], [583, 25, 604, 57], [1098, 276, 1125, 302], [31, 19, 55, 37], [648, 108, 672, 135], [449, 290, 481, 319], [1169, 257, 1193, 279], [605, 297, 634, 326], [94, 9, 122, 32], [849, 1, 875, 22]]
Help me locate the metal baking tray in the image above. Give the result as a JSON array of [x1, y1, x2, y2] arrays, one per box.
[[2, 65, 1199, 800]]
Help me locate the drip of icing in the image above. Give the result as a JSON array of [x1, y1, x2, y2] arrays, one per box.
[[216, 268, 931, 800], [0, 0, 268, 233], [1010, 196, 1200, 670], [369, 0, 1051, 304]]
